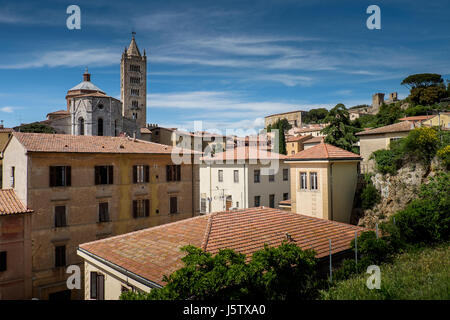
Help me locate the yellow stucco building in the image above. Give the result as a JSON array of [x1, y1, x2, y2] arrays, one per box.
[[285, 142, 361, 223]]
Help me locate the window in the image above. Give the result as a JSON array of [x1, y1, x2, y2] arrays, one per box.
[[132, 100, 139, 109], [10, 166, 15, 188], [254, 195, 261, 207], [233, 170, 239, 183], [130, 77, 140, 84], [170, 197, 178, 214], [132, 199, 150, 218], [54, 206, 67, 228], [97, 118, 103, 136], [300, 172, 307, 190], [131, 89, 140, 96], [166, 165, 181, 181], [283, 168, 289, 181], [0, 251, 6, 272], [133, 165, 149, 183], [283, 193, 289, 200], [310, 172, 318, 190], [269, 194, 275, 208], [78, 118, 84, 135], [95, 166, 114, 185], [200, 198, 207, 213], [99, 203, 110, 222], [55, 245, 66, 268], [269, 169, 275, 182], [90, 272, 105, 300], [50, 166, 71, 187], [254, 170, 260, 183], [114, 120, 118, 137], [130, 65, 140, 72], [218, 170, 223, 182]]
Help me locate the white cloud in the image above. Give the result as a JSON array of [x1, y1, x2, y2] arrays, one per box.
[[0, 106, 17, 113], [0, 49, 120, 69]]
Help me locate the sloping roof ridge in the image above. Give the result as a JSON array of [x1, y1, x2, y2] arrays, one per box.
[[201, 213, 218, 251], [80, 214, 209, 248], [323, 142, 330, 158]]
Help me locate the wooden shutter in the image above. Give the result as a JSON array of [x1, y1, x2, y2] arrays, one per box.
[[65, 166, 71, 186], [176, 165, 181, 181], [166, 165, 171, 181], [108, 166, 114, 184], [90, 272, 97, 299], [49, 167, 56, 187], [145, 165, 150, 183], [132, 200, 138, 218], [145, 199, 150, 217], [97, 274, 105, 300], [133, 166, 137, 183], [95, 167, 100, 185]]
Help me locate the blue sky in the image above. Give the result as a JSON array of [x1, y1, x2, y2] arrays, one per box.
[[0, 0, 449, 134]]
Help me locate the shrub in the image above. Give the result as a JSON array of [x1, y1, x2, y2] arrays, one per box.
[[351, 231, 393, 265], [360, 175, 381, 210], [391, 172, 450, 245], [371, 149, 403, 175], [437, 145, 450, 169], [402, 127, 439, 163]]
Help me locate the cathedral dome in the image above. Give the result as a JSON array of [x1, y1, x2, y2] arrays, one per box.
[[67, 68, 104, 94]]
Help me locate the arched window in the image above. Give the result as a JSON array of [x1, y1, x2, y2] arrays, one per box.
[[97, 118, 104, 136], [78, 117, 84, 135]]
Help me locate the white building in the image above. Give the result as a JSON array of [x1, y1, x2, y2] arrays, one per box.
[[199, 147, 290, 213]]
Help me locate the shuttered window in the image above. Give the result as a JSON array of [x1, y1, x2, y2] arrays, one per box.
[[95, 166, 114, 185], [54, 206, 67, 228], [166, 165, 181, 181], [132, 199, 150, 218], [90, 272, 105, 300], [133, 165, 149, 183], [55, 245, 66, 268], [49, 166, 71, 187], [170, 197, 178, 214], [99, 203, 110, 222]]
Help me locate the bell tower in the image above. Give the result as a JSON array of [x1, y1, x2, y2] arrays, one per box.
[[121, 32, 147, 128]]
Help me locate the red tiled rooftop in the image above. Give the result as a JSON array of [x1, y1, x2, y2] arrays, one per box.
[[286, 134, 312, 143], [303, 136, 325, 144], [0, 189, 33, 215], [9, 132, 200, 155], [79, 207, 365, 286], [398, 115, 435, 122], [286, 142, 360, 161], [356, 121, 415, 136]]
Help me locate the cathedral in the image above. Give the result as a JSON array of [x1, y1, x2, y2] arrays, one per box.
[[43, 34, 147, 138]]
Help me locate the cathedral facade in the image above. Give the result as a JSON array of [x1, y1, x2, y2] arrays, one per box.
[[43, 35, 147, 138]]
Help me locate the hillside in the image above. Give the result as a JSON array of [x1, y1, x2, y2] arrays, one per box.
[[321, 243, 450, 300]]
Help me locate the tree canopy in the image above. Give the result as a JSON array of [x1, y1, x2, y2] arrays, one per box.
[[16, 123, 56, 133], [401, 73, 444, 89], [120, 242, 321, 300], [302, 108, 329, 124], [267, 118, 291, 155], [321, 104, 359, 152]]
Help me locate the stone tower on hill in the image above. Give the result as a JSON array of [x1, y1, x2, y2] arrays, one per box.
[[121, 33, 147, 129]]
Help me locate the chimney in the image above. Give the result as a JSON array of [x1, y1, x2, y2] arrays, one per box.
[[83, 68, 90, 82]]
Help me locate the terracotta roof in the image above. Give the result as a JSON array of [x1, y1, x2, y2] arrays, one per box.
[[0, 128, 13, 133], [0, 189, 33, 215], [47, 110, 70, 116], [10, 132, 200, 155], [140, 127, 152, 134], [303, 136, 325, 144], [293, 127, 323, 133], [279, 199, 291, 206], [79, 207, 365, 285], [201, 146, 286, 161], [398, 115, 435, 122], [356, 121, 415, 136], [286, 142, 360, 161], [286, 134, 312, 143]]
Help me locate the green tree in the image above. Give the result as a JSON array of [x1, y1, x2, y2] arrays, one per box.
[[16, 123, 56, 133], [267, 119, 291, 155], [120, 242, 320, 300], [303, 108, 329, 124], [401, 73, 448, 106], [321, 104, 359, 152], [401, 73, 444, 89], [373, 103, 404, 127]]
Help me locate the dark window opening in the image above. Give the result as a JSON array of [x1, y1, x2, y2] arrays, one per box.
[[99, 202, 110, 222], [0, 251, 7, 272], [95, 166, 114, 185], [170, 197, 178, 214], [50, 166, 71, 187], [97, 118, 104, 136], [133, 165, 150, 183], [54, 206, 67, 228], [90, 272, 105, 300], [166, 165, 181, 182], [55, 245, 66, 268], [133, 199, 150, 218]]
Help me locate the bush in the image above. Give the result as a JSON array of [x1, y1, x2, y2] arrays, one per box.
[[402, 127, 439, 163], [360, 175, 380, 210], [371, 148, 403, 175], [437, 145, 450, 169], [390, 172, 450, 245]]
